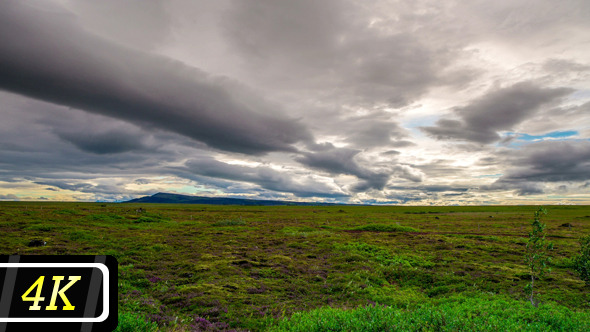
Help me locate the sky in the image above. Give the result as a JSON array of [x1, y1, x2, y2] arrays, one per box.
[[0, 0, 589, 205]]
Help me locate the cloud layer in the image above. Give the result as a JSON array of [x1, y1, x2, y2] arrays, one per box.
[[421, 82, 573, 143], [0, 0, 311, 155], [0, 0, 589, 204]]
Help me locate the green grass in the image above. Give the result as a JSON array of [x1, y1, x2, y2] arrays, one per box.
[[212, 216, 246, 226], [115, 312, 159, 332], [1, 202, 589, 331], [269, 293, 590, 331]]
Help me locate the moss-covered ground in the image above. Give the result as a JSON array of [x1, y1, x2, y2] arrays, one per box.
[[1, 203, 589, 330]]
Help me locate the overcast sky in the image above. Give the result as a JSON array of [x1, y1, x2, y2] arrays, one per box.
[[1, 0, 589, 204]]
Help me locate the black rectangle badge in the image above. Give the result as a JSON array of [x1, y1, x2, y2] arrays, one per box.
[[0, 255, 117, 332]]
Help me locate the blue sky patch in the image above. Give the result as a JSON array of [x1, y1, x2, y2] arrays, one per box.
[[517, 130, 578, 141], [502, 130, 579, 147]]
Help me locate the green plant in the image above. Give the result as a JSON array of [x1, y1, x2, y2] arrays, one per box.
[[524, 207, 552, 307], [114, 312, 159, 332], [573, 234, 590, 286]]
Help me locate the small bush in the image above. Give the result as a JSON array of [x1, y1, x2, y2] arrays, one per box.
[[573, 234, 590, 286], [524, 207, 552, 306]]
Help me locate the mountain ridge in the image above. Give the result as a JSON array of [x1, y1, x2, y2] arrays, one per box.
[[124, 192, 341, 206]]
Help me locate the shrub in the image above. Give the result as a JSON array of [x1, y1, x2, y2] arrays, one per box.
[[573, 234, 590, 286], [524, 207, 552, 307]]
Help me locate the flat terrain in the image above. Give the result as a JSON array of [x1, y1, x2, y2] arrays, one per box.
[[1, 203, 589, 330]]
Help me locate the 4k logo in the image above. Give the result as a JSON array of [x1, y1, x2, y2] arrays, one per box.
[[0, 256, 117, 332], [22, 275, 81, 310]]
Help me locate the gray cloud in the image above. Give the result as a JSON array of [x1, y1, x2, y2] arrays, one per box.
[[35, 180, 124, 195], [223, 0, 478, 109], [542, 59, 590, 74], [182, 157, 346, 198], [498, 140, 590, 183], [381, 150, 400, 156], [0, 1, 311, 155], [421, 82, 573, 143], [63, 0, 172, 50], [56, 129, 147, 155], [482, 140, 590, 195], [0, 0, 589, 204], [343, 115, 409, 148], [389, 140, 417, 148], [295, 147, 393, 192]]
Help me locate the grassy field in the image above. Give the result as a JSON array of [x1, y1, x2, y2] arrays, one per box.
[[1, 202, 589, 331]]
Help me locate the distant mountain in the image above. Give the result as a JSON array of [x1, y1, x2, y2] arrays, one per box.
[[124, 192, 338, 206]]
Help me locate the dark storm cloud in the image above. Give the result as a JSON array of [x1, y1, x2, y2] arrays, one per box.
[[295, 147, 393, 192], [0, 1, 311, 155], [498, 140, 590, 183], [482, 140, 590, 195], [0, 94, 190, 181], [56, 129, 146, 154], [296, 148, 367, 177], [421, 82, 573, 143], [183, 157, 346, 198]]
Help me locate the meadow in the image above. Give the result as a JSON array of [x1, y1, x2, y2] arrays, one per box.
[[1, 202, 589, 331]]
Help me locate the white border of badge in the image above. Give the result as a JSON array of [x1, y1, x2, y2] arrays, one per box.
[[0, 263, 109, 322]]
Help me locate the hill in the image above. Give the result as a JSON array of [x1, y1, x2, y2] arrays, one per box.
[[124, 192, 337, 206]]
